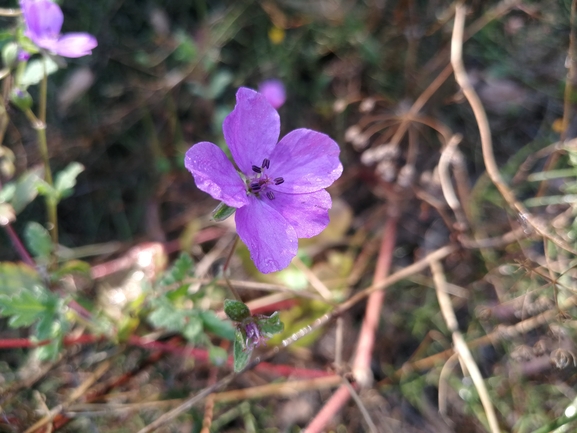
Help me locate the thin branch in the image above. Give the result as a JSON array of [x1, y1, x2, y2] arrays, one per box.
[[450, 2, 577, 256], [430, 259, 500, 433]]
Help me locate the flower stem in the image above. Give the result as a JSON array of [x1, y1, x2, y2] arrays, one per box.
[[24, 64, 58, 247], [223, 235, 241, 301]]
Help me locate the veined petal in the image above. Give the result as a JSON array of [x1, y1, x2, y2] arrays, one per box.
[[268, 129, 342, 194], [223, 87, 280, 175], [265, 189, 331, 238], [55, 33, 97, 58], [185, 142, 249, 208], [236, 196, 297, 273], [22, 0, 63, 41]]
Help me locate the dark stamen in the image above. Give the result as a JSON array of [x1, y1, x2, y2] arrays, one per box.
[[252, 165, 262, 173], [250, 182, 261, 192], [274, 177, 284, 185], [266, 191, 275, 200], [262, 158, 270, 169]]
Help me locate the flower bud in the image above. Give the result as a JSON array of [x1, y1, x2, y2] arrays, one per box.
[[2, 43, 18, 69], [10, 88, 33, 111]]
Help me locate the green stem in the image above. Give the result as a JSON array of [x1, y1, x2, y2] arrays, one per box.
[[24, 62, 58, 248]]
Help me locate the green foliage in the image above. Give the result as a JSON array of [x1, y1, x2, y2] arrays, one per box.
[[19, 57, 59, 88], [211, 201, 236, 222], [36, 162, 85, 204], [0, 262, 43, 294], [257, 312, 283, 335], [157, 252, 194, 288], [0, 266, 66, 361], [54, 162, 85, 200], [1, 166, 43, 214], [233, 328, 251, 372], [199, 310, 235, 340], [224, 299, 250, 321], [147, 253, 235, 360], [24, 221, 53, 260]]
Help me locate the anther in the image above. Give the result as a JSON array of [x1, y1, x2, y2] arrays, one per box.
[[274, 177, 284, 185], [262, 158, 270, 169], [252, 165, 262, 173], [250, 182, 261, 192], [266, 191, 275, 200]]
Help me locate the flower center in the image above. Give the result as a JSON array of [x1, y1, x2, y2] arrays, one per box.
[[247, 158, 284, 200]]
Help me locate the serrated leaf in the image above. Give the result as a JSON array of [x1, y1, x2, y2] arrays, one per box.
[[233, 329, 251, 372], [54, 162, 84, 200], [0, 262, 44, 295], [24, 221, 53, 259], [183, 315, 203, 341], [20, 57, 59, 88], [0, 289, 55, 328], [211, 201, 236, 222], [224, 299, 250, 322], [208, 345, 228, 367], [11, 167, 43, 214], [257, 312, 284, 336], [158, 252, 194, 288], [200, 310, 235, 340]]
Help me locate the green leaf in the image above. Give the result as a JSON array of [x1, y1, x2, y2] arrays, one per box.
[[50, 260, 92, 281], [0, 181, 15, 203], [148, 297, 186, 331], [208, 345, 228, 367], [10, 166, 43, 214], [24, 221, 53, 259], [54, 162, 84, 200], [200, 310, 235, 340], [0, 288, 56, 328], [233, 329, 251, 372], [35, 178, 58, 201], [211, 202, 236, 222], [224, 299, 250, 322], [257, 311, 284, 336], [158, 252, 194, 288], [183, 314, 203, 341], [20, 57, 59, 88], [0, 262, 44, 295]]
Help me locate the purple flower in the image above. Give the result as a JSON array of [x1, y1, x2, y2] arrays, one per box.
[[20, 0, 97, 58], [185, 87, 342, 273], [243, 321, 267, 350], [258, 79, 286, 109]]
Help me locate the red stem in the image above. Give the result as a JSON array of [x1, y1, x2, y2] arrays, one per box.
[[305, 216, 398, 432]]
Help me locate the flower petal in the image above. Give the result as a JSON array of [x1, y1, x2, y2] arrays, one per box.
[[223, 87, 280, 175], [268, 129, 342, 194], [22, 0, 63, 41], [185, 142, 249, 208], [236, 196, 297, 273], [265, 190, 331, 238], [54, 33, 98, 58]]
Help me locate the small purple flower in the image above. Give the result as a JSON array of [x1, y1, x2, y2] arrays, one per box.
[[185, 87, 342, 273], [20, 0, 97, 58], [244, 321, 267, 350], [258, 79, 286, 109]]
